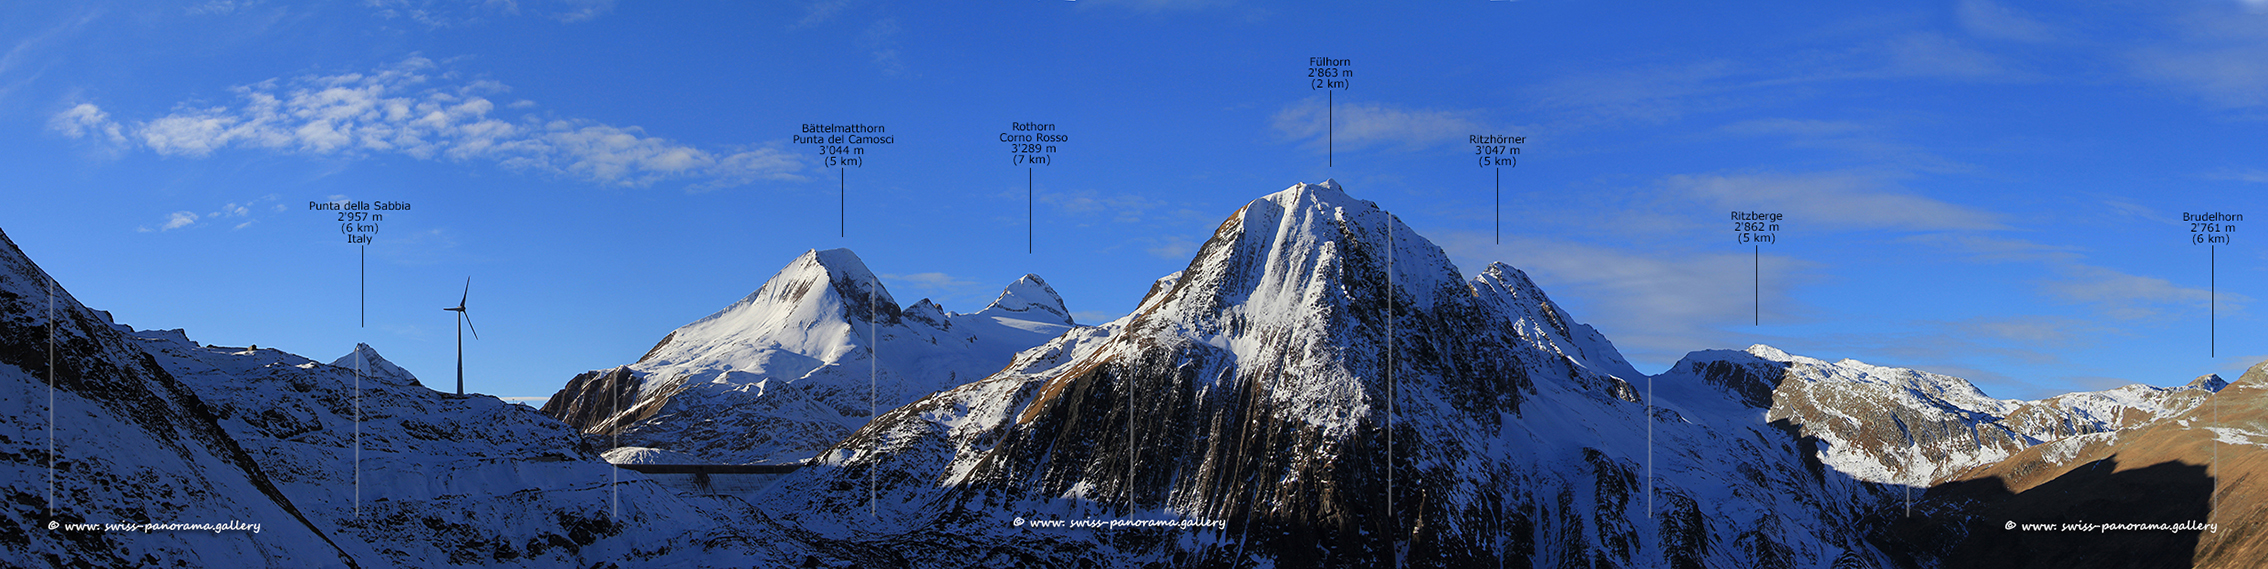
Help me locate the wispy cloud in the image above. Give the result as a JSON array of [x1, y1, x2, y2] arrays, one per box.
[[2206, 167, 2268, 183], [1141, 235, 1201, 260], [1876, 32, 2012, 79], [143, 211, 199, 233], [1272, 98, 1490, 153], [1039, 189, 1180, 225], [1668, 171, 2004, 231], [1074, 0, 1241, 12], [1916, 233, 2243, 320], [882, 272, 976, 291], [136, 194, 286, 232], [858, 18, 905, 75], [797, 0, 854, 27], [1956, 0, 2061, 43], [367, 0, 615, 26], [1440, 233, 1817, 370], [2127, 4, 2268, 110], [53, 57, 805, 188], [1719, 118, 1868, 137], [1530, 32, 2025, 125]]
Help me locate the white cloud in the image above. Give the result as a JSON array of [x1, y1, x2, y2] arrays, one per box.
[[53, 57, 805, 188], [1669, 172, 2004, 232], [49, 103, 125, 145], [137, 194, 284, 233], [141, 211, 200, 232], [1272, 98, 1490, 152]]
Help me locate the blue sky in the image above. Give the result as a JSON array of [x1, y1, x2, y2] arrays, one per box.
[[4, 0, 2263, 403]]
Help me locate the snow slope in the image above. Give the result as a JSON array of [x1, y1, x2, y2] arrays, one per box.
[[756, 181, 1909, 567], [1659, 345, 2226, 487], [542, 248, 1074, 465], [0, 228, 362, 568]]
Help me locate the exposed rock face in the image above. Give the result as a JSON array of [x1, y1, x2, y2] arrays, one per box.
[[756, 181, 1904, 567], [1876, 364, 2267, 569], [542, 248, 1075, 465]]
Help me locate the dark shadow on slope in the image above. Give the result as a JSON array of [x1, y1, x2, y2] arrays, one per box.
[[1871, 456, 2213, 569]]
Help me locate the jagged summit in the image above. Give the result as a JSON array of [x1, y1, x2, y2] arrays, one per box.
[[973, 274, 1072, 325], [329, 343, 418, 386], [542, 247, 1075, 464], [1473, 261, 1646, 382], [2189, 373, 2229, 392], [773, 180, 1661, 566]]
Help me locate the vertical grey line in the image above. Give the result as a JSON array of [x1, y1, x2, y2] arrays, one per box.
[[1754, 245, 1759, 326], [361, 245, 366, 328], [1646, 375, 1651, 518], [1127, 360, 1135, 511], [1387, 212, 1395, 566], [870, 292, 877, 515], [355, 350, 363, 517], [1328, 91, 1334, 168], [612, 356, 618, 520], [1494, 167, 1500, 245], [1029, 167, 1034, 255], [47, 276, 55, 519], [841, 168, 847, 238]]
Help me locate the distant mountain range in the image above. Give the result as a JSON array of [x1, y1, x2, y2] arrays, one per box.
[[4, 181, 2257, 567]]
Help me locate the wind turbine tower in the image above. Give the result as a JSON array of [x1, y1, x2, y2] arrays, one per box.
[[444, 277, 479, 395]]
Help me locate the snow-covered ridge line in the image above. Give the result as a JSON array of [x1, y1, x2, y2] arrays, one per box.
[[542, 247, 1076, 465], [1663, 343, 2224, 486]]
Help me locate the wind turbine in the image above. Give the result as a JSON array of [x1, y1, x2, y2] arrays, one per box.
[[444, 277, 479, 395]]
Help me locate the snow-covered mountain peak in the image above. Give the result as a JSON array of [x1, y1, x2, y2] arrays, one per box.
[[695, 247, 896, 333], [973, 273, 1072, 325], [1744, 343, 1799, 362], [646, 247, 900, 372], [328, 342, 418, 386], [1170, 181, 1467, 324], [544, 248, 1077, 464], [2190, 373, 2230, 392], [1472, 261, 1646, 382]]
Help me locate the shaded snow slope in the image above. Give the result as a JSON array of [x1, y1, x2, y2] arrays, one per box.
[[0, 229, 362, 568]]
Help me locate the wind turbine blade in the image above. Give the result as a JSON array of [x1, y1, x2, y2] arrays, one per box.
[[462, 310, 480, 340], [461, 276, 471, 307]]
